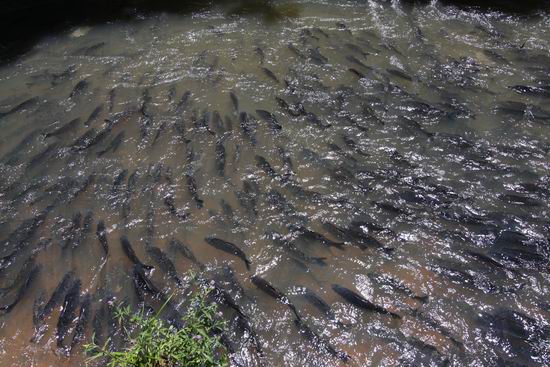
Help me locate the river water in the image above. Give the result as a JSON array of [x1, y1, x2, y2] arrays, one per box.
[[0, 1, 549, 366]]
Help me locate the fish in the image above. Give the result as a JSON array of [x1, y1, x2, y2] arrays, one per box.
[[32, 272, 74, 342], [287, 43, 306, 59], [146, 246, 183, 287], [250, 276, 300, 320], [368, 273, 428, 303], [120, 236, 154, 270], [97, 131, 124, 157], [291, 225, 345, 250], [267, 231, 326, 266], [387, 68, 413, 81], [69, 293, 91, 353], [332, 284, 401, 319], [163, 194, 189, 221], [236, 180, 259, 217], [509, 85, 550, 98], [205, 237, 251, 270], [294, 317, 350, 362], [215, 137, 226, 177], [261, 67, 279, 83], [0, 97, 40, 120], [308, 48, 328, 64], [349, 68, 365, 79], [84, 105, 104, 126], [346, 54, 369, 69], [255, 109, 282, 131], [301, 287, 336, 320], [254, 46, 265, 64], [69, 80, 89, 99], [169, 239, 203, 269], [112, 169, 128, 193], [186, 173, 204, 208], [239, 112, 257, 145], [133, 264, 162, 301], [255, 155, 279, 179], [345, 43, 368, 58], [275, 97, 306, 117], [229, 91, 239, 112], [27, 142, 59, 169], [0, 264, 41, 314], [96, 221, 109, 257], [342, 135, 369, 156], [56, 279, 81, 349], [0, 256, 37, 298], [305, 112, 331, 129], [43, 118, 80, 138]]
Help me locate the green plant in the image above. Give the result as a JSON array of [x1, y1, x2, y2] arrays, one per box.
[[85, 288, 229, 367]]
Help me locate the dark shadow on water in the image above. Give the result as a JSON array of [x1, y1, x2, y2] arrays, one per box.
[[0, 0, 301, 64], [0, 0, 548, 64]]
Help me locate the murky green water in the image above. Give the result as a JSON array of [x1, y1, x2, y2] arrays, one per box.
[[1, 1, 549, 366]]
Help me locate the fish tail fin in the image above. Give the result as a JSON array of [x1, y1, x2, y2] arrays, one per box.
[[245, 260, 251, 270]]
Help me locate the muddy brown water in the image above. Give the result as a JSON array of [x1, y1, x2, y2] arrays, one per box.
[[0, 1, 549, 366]]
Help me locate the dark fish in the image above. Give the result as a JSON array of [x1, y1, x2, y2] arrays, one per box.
[[69, 293, 91, 353], [229, 91, 239, 112], [498, 193, 540, 206], [56, 279, 81, 349], [255, 155, 279, 179], [250, 276, 300, 319], [107, 88, 116, 112], [268, 231, 326, 266], [342, 135, 369, 156], [261, 67, 279, 83], [215, 137, 226, 177], [112, 169, 128, 193], [256, 109, 282, 131], [205, 237, 251, 270], [306, 112, 331, 129], [163, 194, 189, 221], [169, 239, 203, 269], [239, 112, 257, 145], [302, 287, 336, 320], [275, 97, 306, 117], [84, 105, 103, 126], [69, 80, 89, 99], [287, 43, 306, 59], [97, 131, 124, 157], [509, 85, 550, 98], [96, 221, 109, 257], [294, 317, 350, 362], [254, 47, 265, 64], [349, 68, 365, 79], [0, 265, 41, 313], [308, 48, 328, 64], [0, 256, 37, 297], [120, 236, 153, 270], [175, 91, 192, 113], [32, 272, 74, 342], [368, 273, 428, 303], [345, 43, 368, 57], [146, 247, 183, 287], [27, 142, 59, 169], [186, 173, 204, 209], [43, 118, 80, 138], [0, 97, 40, 120], [332, 284, 401, 318], [346, 55, 368, 69], [387, 68, 413, 81], [291, 225, 345, 250]]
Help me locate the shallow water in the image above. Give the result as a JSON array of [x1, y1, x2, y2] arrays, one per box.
[[1, 1, 550, 366]]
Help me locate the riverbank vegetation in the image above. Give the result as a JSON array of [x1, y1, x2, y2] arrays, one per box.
[[84, 288, 228, 367]]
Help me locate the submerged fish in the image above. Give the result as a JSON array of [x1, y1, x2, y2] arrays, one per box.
[[120, 236, 153, 270], [205, 237, 251, 270], [332, 284, 401, 319]]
